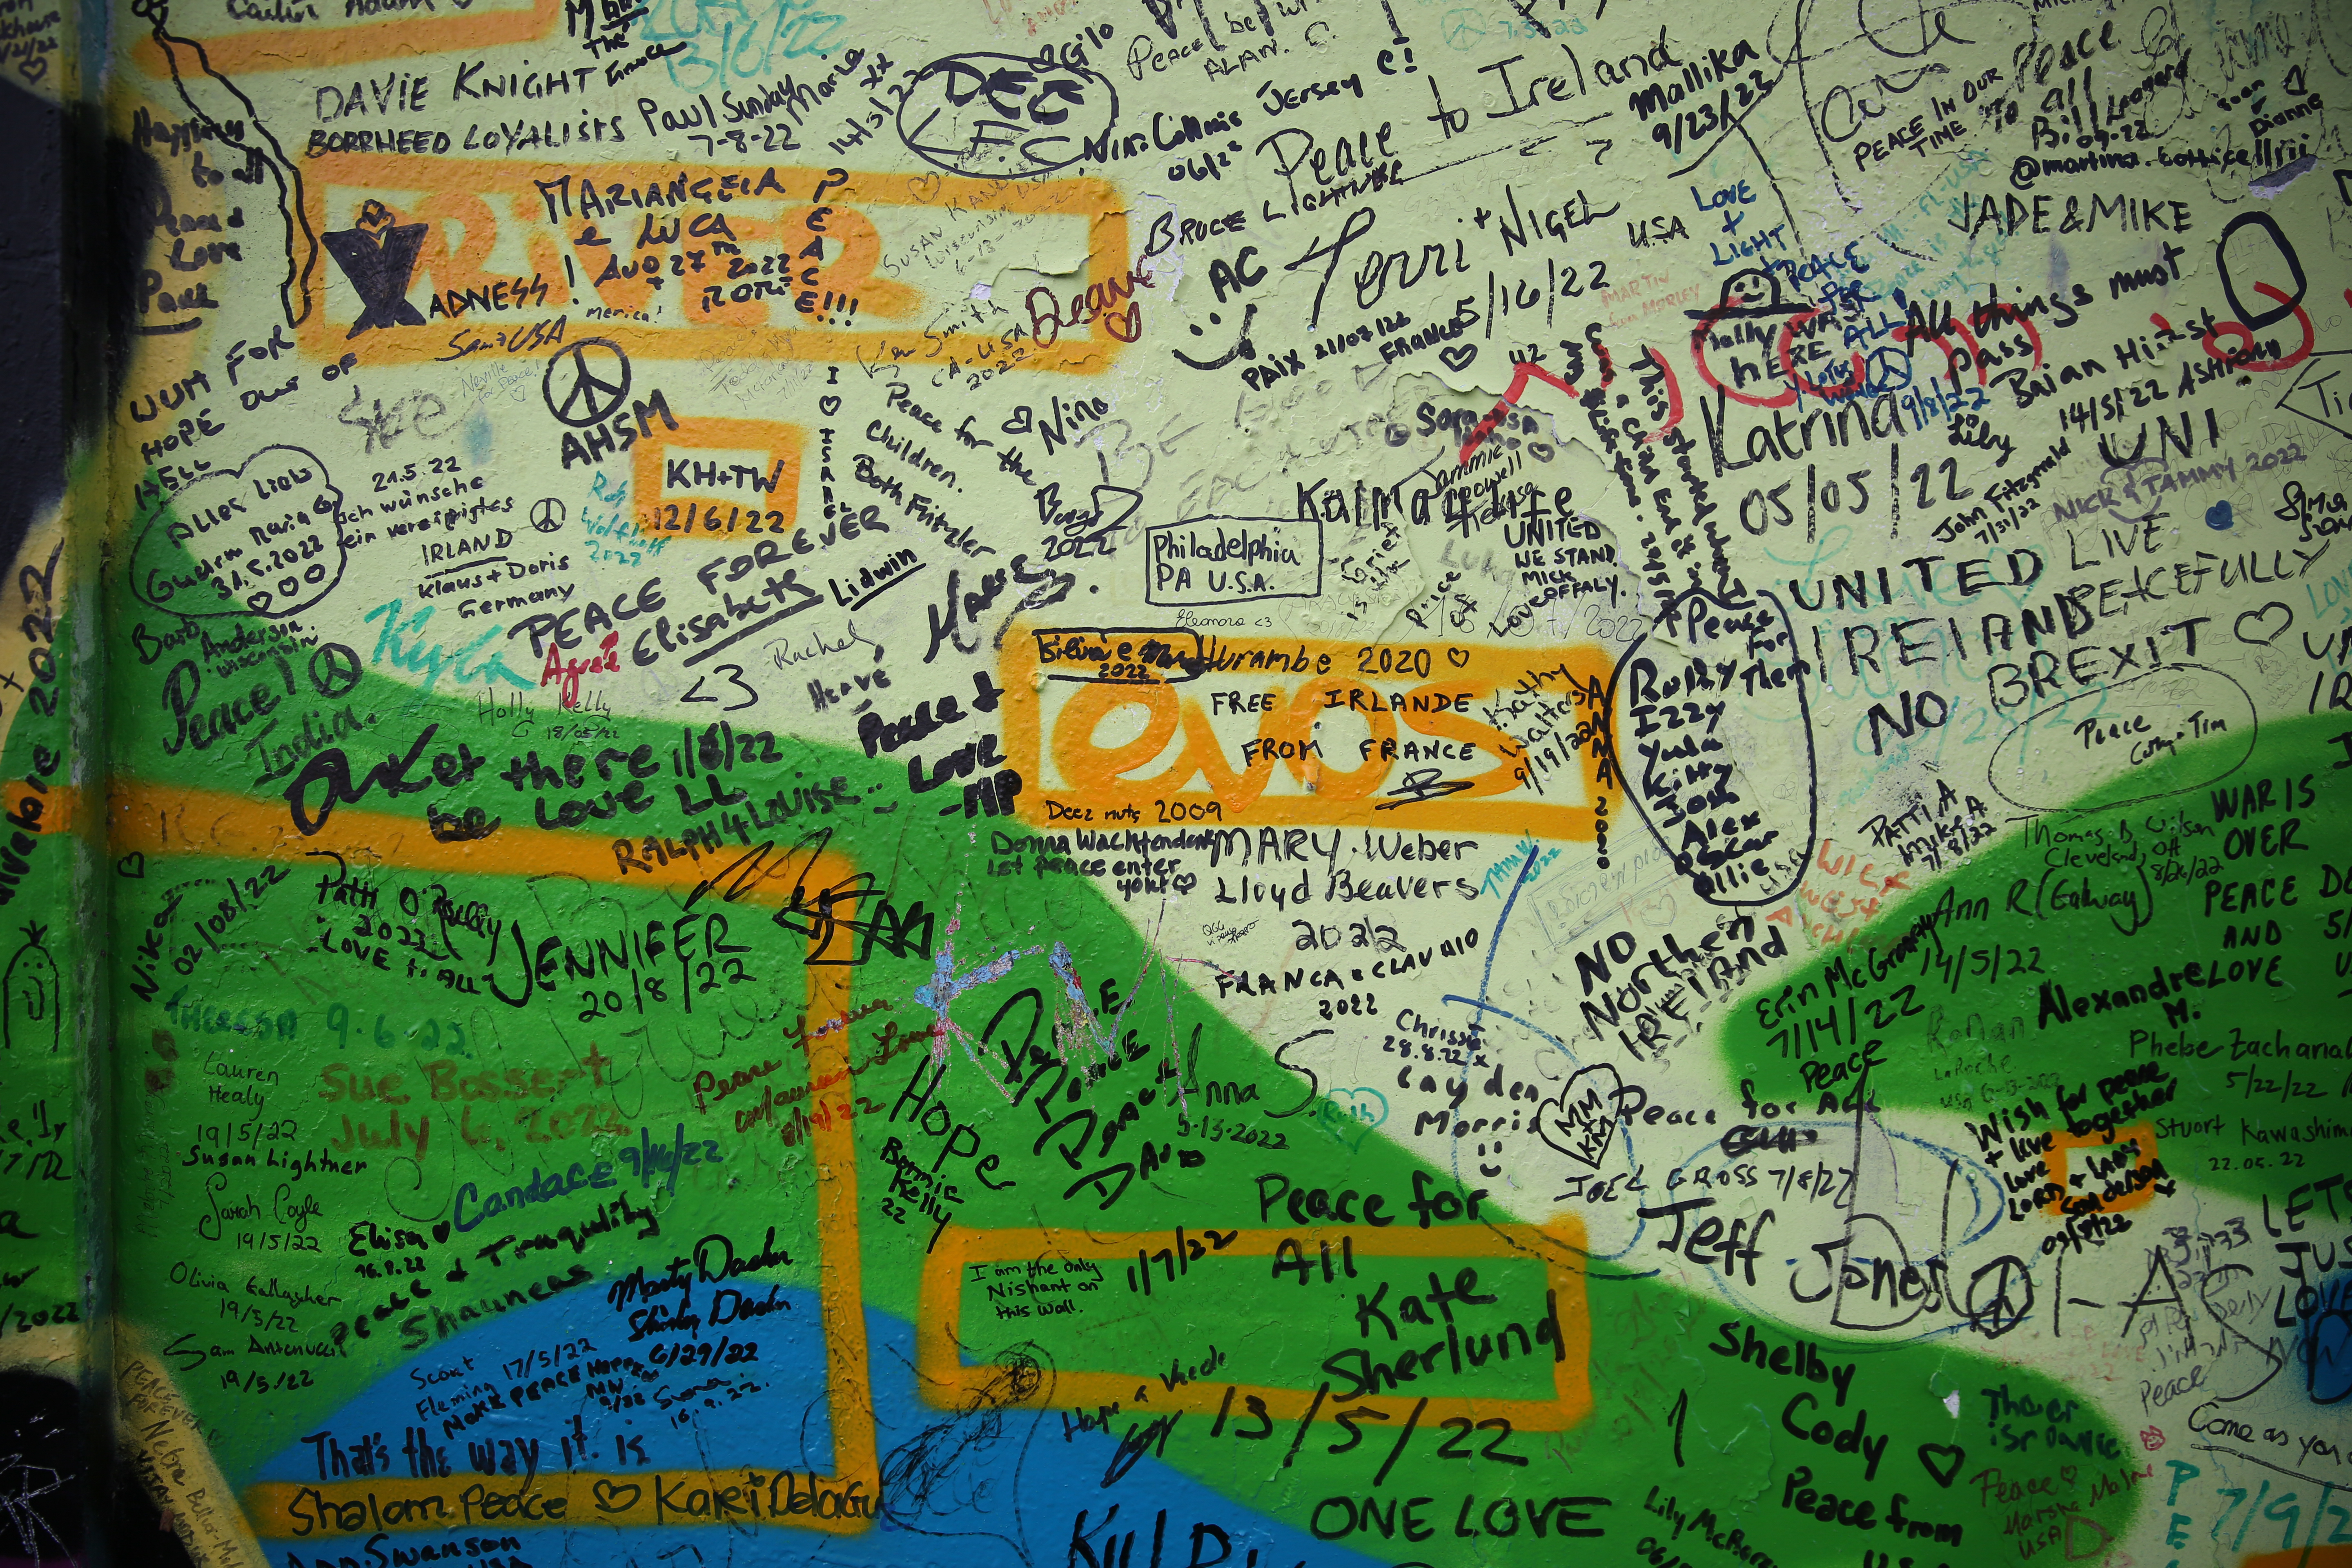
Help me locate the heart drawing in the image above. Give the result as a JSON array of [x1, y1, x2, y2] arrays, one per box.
[[1537, 1062, 1624, 1169], [2234, 601, 2293, 646], [1917, 1443, 1966, 1488]]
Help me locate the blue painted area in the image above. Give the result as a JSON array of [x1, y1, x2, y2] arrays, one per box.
[[251, 1287, 1385, 1568], [254, 1276, 834, 1486], [2206, 500, 2234, 530], [2294, 1271, 2352, 1404]]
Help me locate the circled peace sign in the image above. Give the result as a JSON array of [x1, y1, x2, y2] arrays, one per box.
[[543, 339, 633, 429], [308, 642, 363, 698]]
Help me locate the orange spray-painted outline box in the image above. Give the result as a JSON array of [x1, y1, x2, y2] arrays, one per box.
[[633, 416, 804, 538], [1001, 631, 1613, 840], [298, 158, 1129, 372], [919, 1217, 1592, 1431], [2044, 1122, 2162, 1217]]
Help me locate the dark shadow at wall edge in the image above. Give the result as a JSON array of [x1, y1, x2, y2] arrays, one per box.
[[0, 1368, 84, 1566], [108, 1443, 200, 1568], [0, 72, 80, 1568], [94, 114, 163, 421], [0, 75, 159, 514], [0, 80, 65, 577], [0, 1363, 85, 1568], [0, 1368, 198, 1568], [41, 64, 232, 1568], [0, 58, 160, 1568]]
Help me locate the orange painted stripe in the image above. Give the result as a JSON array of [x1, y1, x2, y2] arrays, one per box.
[[109, 779, 781, 900], [11, 783, 73, 834], [2242, 1548, 2352, 1568], [130, 0, 557, 78]]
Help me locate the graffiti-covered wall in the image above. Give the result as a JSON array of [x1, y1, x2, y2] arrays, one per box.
[[21, 0, 2352, 1562]]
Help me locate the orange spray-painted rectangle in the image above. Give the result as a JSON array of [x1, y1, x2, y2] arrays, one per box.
[[1001, 630, 1613, 840], [298, 158, 1128, 372], [919, 1217, 1593, 1432], [633, 417, 804, 537]]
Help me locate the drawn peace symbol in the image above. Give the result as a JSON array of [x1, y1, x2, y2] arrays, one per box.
[[1440, 7, 1486, 49], [530, 498, 567, 534], [308, 642, 363, 699], [542, 339, 632, 429]]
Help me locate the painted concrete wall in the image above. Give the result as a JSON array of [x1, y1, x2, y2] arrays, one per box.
[[8, 0, 2352, 1562]]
